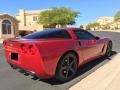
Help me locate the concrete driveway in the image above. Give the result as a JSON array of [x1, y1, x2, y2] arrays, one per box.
[[0, 31, 120, 90]]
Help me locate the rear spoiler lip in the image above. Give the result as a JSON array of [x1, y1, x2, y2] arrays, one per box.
[[3, 38, 39, 45]]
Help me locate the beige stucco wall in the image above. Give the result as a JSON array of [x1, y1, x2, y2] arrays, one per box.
[[16, 9, 43, 31], [25, 15, 43, 31], [16, 9, 26, 26]]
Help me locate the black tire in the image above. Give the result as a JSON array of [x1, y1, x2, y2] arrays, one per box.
[[105, 41, 112, 57], [56, 52, 78, 82]]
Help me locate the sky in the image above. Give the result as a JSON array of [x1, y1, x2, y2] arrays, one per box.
[[0, 0, 120, 27]]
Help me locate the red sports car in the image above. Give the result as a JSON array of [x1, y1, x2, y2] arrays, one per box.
[[3, 28, 112, 82]]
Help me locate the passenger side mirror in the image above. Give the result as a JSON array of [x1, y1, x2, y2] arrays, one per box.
[[95, 36, 100, 40]]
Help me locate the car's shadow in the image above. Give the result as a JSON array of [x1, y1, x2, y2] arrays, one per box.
[[22, 51, 117, 89]]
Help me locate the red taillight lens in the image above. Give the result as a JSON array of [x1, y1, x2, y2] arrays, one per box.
[[3, 41, 7, 48], [20, 44, 36, 55], [3, 41, 6, 46], [28, 45, 35, 55], [21, 44, 27, 53]]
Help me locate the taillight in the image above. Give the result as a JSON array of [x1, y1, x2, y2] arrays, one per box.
[[20, 44, 36, 55], [21, 44, 27, 53], [3, 41, 6, 46], [28, 45, 36, 55], [3, 41, 7, 48]]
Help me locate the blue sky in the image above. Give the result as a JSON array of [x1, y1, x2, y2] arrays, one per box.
[[0, 0, 120, 27]]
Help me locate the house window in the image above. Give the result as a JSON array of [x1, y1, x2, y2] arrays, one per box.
[[33, 16, 38, 21], [2, 20, 11, 34]]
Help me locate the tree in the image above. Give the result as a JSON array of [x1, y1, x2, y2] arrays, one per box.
[[114, 11, 120, 22], [86, 22, 100, 30], [37, 7, 80, 28], [101, 24, 110, 30], [37, 10, 56, 28], [80, 25, 84, 29]]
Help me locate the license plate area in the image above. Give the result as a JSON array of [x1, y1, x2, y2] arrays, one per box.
[[11, 53, 18, 60]]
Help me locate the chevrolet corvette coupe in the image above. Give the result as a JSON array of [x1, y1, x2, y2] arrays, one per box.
[[3, 28, 112, 82]]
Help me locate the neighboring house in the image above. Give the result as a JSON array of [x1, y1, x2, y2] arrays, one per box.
[[15, 9, 44, 32], [96, 16, 120, 30], [0, 14, 19, 39], [96, 16, 114, 25], [110, 22, 120, 29], [85, 16, 120, 30]]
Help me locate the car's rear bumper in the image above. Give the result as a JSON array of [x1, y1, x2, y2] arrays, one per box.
[[8, 63, 48, 79], [4, 49, 54, 79]]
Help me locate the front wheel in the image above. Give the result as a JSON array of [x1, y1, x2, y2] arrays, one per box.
[[56, 52, 78, 82], [105, 41, 112, 57]]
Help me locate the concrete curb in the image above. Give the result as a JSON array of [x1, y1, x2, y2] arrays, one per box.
[[69, 53, 120, 90], [92, 30, 120, 32]]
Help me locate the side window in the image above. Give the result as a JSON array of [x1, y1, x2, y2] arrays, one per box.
[[23, 29, 71, 39], [48, 30, 71, 38], [74, 30, 95, 40]]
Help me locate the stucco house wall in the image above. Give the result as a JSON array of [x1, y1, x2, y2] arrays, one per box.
[[16, 9, 43, 32]]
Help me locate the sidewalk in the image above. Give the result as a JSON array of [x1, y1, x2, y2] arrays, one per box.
[[69, 53, 120, 90]]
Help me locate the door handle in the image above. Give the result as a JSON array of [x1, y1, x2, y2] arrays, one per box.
[[78, 41, 81, 46]]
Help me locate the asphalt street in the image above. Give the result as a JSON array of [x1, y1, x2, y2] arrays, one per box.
[[0, 31, 120, 90], [90, 31, 120, 52]]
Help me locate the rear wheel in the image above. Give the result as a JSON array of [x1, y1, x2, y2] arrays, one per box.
[[56, 52, 78, 82], [105, 41, 112, 57]]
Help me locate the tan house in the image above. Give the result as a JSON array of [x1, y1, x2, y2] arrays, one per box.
[[96, 16, 114, 25], [110, 22, 120, 30], [96, 16, 120, 30], [16, 9, 44, 32], [0, 14, 19, 39]]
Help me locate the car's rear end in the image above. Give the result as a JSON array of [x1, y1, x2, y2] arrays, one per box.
[[3, 38, 51, 78]]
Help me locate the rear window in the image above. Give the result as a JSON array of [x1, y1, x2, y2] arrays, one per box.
[[23, 29, 71, 39]]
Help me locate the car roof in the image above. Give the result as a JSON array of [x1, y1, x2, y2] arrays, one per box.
[[65, 28, 84, 31], [44, 28, 85, 31]]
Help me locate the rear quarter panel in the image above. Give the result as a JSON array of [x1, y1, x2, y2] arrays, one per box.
[[35, 39, 81, 76]]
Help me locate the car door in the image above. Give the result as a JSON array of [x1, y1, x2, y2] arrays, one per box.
[[73, 30, 103, 62]]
